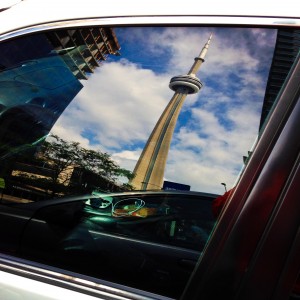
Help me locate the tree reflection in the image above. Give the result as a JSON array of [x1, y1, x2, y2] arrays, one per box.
[[1, 134, 134, 202]]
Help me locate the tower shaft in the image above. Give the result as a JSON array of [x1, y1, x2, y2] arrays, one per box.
[[132, 92, 188, 190], [130, 35, 212, 190]]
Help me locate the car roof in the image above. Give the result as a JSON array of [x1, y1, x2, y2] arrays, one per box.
[[1, 0, 300, 39]]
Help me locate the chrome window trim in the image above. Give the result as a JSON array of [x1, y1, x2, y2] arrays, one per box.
[[1, 15, 300, 42], [0, 254, 173, 300]]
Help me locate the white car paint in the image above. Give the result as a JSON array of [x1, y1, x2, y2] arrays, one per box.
[[0, 270, 101, 300], [1, 0, 300, 38], [0, 0, 22, 10]]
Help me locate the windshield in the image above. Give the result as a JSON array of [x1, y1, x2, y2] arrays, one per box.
[[0, 26, 291, 203]]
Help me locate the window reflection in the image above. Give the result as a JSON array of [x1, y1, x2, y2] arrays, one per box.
[[20, 192, 216, 297], [0, 26, 287, 204]]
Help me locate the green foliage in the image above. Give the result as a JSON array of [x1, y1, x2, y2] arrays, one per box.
[[37, 134, 134, 193]]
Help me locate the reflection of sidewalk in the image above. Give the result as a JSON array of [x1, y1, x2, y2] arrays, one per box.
[[1, 193, 33, 204]]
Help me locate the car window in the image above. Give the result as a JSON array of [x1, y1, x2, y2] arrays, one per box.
[[1, 25, 298, 297]]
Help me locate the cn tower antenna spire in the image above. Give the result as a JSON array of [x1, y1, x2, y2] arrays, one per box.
[[130, 34, 212, 191], [188, 33, 213, 75]]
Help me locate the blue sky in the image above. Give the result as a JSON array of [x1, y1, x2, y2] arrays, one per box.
[[51, 26, 277, 194]]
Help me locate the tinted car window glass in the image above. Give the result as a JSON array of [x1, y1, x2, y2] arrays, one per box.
[[0, 25, 291, 297]]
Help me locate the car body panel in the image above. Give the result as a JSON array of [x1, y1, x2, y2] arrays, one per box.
[[1, 0, 300, 42], [0, 270, 101, 300]]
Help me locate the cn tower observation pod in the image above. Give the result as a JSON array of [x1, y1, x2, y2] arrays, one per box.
[[169, 74, 203, 94]]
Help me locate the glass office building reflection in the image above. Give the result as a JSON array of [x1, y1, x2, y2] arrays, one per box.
[[0, 27, 120, 157]]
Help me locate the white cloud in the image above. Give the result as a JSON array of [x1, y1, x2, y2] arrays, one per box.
[[52, 60, 171, 150], [166, 104, 258, 193]]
